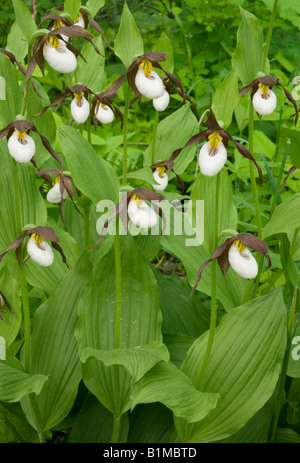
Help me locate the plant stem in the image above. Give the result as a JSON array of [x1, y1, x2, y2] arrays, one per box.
[[114, 219, 122, 349], [111, 414, 121, 443], [19, 264, 31, 372], [84, 208, 90, 250], [248, 104, 262, 240], [12, 159, 21, 236], [122, 82, 130, 187], [198, 172, 220, 386], [151, 110, 159, 164], [261, 0, 279, 73]]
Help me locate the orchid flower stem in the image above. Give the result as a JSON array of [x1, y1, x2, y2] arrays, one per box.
[[87, 116, 91, 144], [114, 219, 122, 349], [111, 415, 121, 443], [122, 82, 130, 187], [151, 110, 159, 164], [198, 172, 220, 387], [19, 264, 31, 372], [12, 159, 21, 236], [84, 208, 90, 250], [22, 77, 31, 118], [261, 0, 279, 73], [249, 104, 262, 240]]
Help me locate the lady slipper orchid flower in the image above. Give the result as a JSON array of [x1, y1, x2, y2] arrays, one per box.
[[152, 78, 195, 112], [0, 290, 15, 323], [191, 233, 271, 295], [150, 159, 185, 193], [239, 75, 299, 125], [0, 120, 63, 168], [43, 35, 77, 73], [34, 84, 94, 125], [169, 109, 262, 179], [91, 83, 123, 129], [91, 188, 166, 250], [153, 88, 170, 112], [95, 102, 115, 124], [74, 11, 85, 28], [35, 169, 80, 228], [0, 226, 68, 268]]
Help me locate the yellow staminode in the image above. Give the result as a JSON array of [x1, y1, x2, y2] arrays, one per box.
[[32, 233, 44, 246], [259, 83, 269, 96], [16, 129, 27, 141], [74, 92, 84, 102], [140, 58, 152, 77], [208, 131, 222, 149], [47, 35, 60, 48], [131, 194, 143, 207], [76, 11, 82, 21], [53, 19, 63, 29], [235, 240, 247, 253], [55, 175, 61, 184], [157, 166, 166, 177]]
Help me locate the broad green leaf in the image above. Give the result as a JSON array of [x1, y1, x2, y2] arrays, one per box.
[[0, 268, 21, 347], [190, 170, 237, 254], [12, 0, 37, 42], [176, 289, 286, 443], [75, 35, 105, 93], [275, 428, 300, 443], [131, 361, 219, 423], [127, 403, 175, 443], [21, 254, 92, 432], [144, 104, 198, 174], [58, 125, 120, 204], [164, 333, 195, 369], [0, 403, 38, 443], [280, 126, 300, 169], [0, 355, 47, 403], [80, 342, 169, 383], [155, 32, 174, 74], [6, 21, 28, 62], [76, 235, 165, 415], [212, 68, 239, 129], [135, 234, 161, 261], [0, 141, 47, 253], [232, 8, 264, 85], [114, 2, 144, 69], [0, 53, 22, 126], [263, 194, 300, 239], [64, 0, 81, 22], [86, 0, 105, 18]]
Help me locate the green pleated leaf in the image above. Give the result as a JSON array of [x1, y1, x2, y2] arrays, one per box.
[[80, 342, 169, 383], [0, 403, 38, 443], [0, 141, 47, 252], [86, 0, 105, 18], [232, 8, 264, 85], [21, 254, 92, 432], [76, 235, 164, 415], [280, 126, 300, 169], [144, 104, 198, 174], [114, 2, 144, 69], [131, 361, 219, 423], [212, 68, 239, 129], [0, 355, 47, 403], [0, 268, 21, 347], [76, 35, 105, 93], [64, 0, 81, 22], [176, 289, 286, 443], [190, 170, 238, 254], [58, 125, 120, 204], [0, 53, 22, 126], [127, 403, 175, 443], [155, 32, 174, 74], [6, 21, 28, 62], [275, 428, 300, 443], [12, 0, 37, 42], [263, 194, 300, 239]]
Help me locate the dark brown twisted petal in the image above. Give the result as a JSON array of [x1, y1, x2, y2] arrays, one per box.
[[87, 15, 114, 51], [0, 290, 15, 322], [191, 233, 271, 296], [38, 13, 73, 29], [0, 49, 27, 75], [90, 188, 166, 250], [169, 130, 211, 162], [281, 165, 297, 190]]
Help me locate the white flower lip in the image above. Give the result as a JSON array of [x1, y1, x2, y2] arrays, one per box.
[[95, 103, 114, 124], [128, 199, 157, 229], [74, 15, 85, 28], [153, 89, 170, 111], [135, 67, 165, 99], [71, 96, 90, 124], [43, 40, 77, 73], [50, 26, 69, 42], [252, 87, 277, 115], [228, 243, 258, 279], [27, 237, 54, 267], [46, 182, 68, 204], [7, 131, 35, 163], [152, 169, 168, 191], [198, 141, 227, 177]]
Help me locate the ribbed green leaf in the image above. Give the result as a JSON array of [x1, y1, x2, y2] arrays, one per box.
[[212, 68, 239, 129], [232, 8, 264, 85], [64, 0, 81, 22], [0, 355, 47, 403], [86, 0, 105, 18], [155, 32, 174, 74], [58, 125, 120, 204], [131, 361, 219, 423], [21, 254, 92, 432], [6, 21, 28, 62], [76, 235, 165, 415], [12, 0, 37, 42], [127, 403, 175, 443], [0, 267, 21, 347], [76, 36, 105, 93], [144, 104, 198, 174], [280, 126, 300, 169], [176, 289, 286, 443], [0, 53, 22, 126], [263, 194, 300, 239], [114, 2, 144, 69]]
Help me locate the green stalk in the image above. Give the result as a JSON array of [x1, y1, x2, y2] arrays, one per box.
[[111, 414, 121, 443], [151, 110, 159, 165], [122, 82, 130, 187], [114, 219, 122, 349], [84, 208, 90, 250], [198, 172, 220, 387], [261, 0, 279, 73], [248, 104, 262, 240], [19, 266, 31, 372], [12, 159, 21, 236]]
